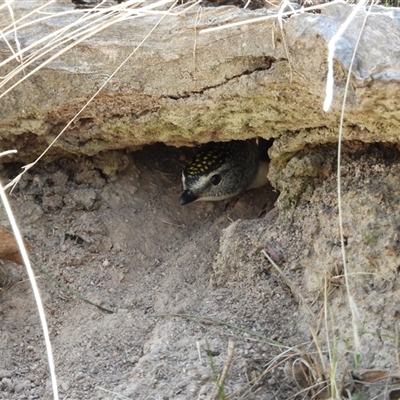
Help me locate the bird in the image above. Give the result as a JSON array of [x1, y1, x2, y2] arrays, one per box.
[[179, 138, 270, 205]]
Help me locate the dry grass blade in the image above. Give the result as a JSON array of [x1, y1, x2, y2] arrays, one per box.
[[199, 0, 344, 34], [1, 0, 23, 64], [226, 347, 302, 399], [333, 0, 376, 372], [149, 312, 292, 349], [323, 0, 367, 111], [309, 326, 326, 373], [0, 0, 191, 98], [284, 355, 328, 396], [97, 386, 132, 399], [3, 0, 201, 191], [210, 339, 235, 400], [0, 178, 59, 400], [0, 149, 17, 157], [31, 258, 114, 314]]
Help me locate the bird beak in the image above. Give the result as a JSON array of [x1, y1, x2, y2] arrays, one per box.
[[179, 190, 198, 205]]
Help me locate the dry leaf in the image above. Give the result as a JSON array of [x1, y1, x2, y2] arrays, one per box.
[[357, 369, 391, 383], [284, 358, 317, 389], [0, 226, 33, 266], [284, 356, 328, 399]]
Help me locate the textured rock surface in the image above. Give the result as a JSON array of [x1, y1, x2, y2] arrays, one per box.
[[0, 1, 400, 169]]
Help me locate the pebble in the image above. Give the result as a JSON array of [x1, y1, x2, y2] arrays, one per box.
[[60, 381, 70, 392], [188, 383, 198, 395], [129, 356, 140, 364], [0, 370, 12, 379], [75, 372, 85, 381], [91, 312, 101, 320], [102, 259, 110, 267], [1, 377, 13, 390], [14, 380, 30, 393], [122, 383, 138, 397]]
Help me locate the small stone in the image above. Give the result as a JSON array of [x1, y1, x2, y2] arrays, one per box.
[[1, 377, 13, 389], [14, 384, 25, 393], [129, 356, 139, 364], [91, 312, 101, 320], [65, 188, 97, 211], [14, 380, 30, 393], [75, 372, 85, 381], [51, 171, 68, 187], [123, 383, 138, 397], [59, 381, 70, 392], [188, 383, 198, 395], [0, 370, 12, 379]]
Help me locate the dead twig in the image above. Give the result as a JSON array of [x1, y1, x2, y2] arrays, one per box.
[[161, 220, 186, 229]]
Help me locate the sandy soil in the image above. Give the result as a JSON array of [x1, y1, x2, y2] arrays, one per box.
[[0, 144, 307, 400], [3, 142, 400, 400]]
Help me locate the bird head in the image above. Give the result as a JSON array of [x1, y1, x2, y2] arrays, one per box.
[[179, 141, 258, 205]]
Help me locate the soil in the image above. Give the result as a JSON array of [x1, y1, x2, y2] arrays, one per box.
[[0, 144, 305, 400], [2, 142, 400, 400]]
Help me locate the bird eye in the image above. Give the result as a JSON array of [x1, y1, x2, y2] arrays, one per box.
[[210, 174, 222, 185]]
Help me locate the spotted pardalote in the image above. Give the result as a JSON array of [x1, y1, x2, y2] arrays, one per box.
[[179, 139, 270, 205]]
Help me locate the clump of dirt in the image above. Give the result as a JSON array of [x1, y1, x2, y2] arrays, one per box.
[[213, 142, 400, 399], [1, 143, 309, 400]]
